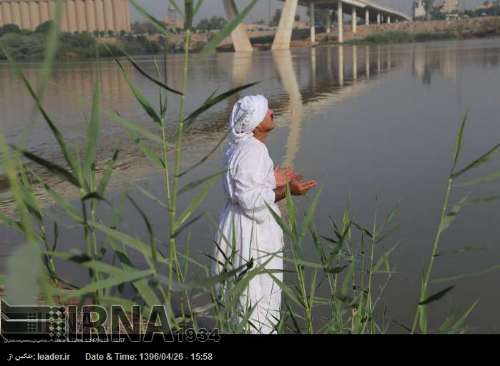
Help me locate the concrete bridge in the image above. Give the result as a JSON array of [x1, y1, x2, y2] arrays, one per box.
[[224, 0, 411, 51]]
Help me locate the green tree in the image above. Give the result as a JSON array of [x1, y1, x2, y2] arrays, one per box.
[[35, 20, 55, 34], [196, 16, 227, 31], [423, 0, 434, 20], [0, 24, 21, 37], [131, 21, 160, 35]]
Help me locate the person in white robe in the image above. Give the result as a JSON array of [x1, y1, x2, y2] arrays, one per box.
[[212, 95, 317, 334]]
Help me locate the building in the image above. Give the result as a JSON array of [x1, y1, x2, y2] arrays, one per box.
[[479, 1, 496, 10], [413, 0, 426, 19], [435, 0, 460, 14], [0, 0, 131, 32]]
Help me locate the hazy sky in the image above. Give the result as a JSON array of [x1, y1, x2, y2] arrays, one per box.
[[131, 1, 487, 23]]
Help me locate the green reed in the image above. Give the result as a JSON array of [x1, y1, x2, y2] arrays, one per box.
[[1, 0, 500, 334]]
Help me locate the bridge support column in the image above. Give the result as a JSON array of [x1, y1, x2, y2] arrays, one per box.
[[377, 12, 380, 25], [352, 6, 357, 33], [365, 45, 370, 79], [223, 0, 252, 52], [272, 0, 298, 50], [352, 45, 357, 80], [387, 16, 391, 24], [338, 45, 344, 86], [365, 9, 369, 25], [337, 0, 343, 43], [309, 2, 315, 43]]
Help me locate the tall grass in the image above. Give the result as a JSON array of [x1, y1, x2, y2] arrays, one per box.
[[1, 0, 500, 334]]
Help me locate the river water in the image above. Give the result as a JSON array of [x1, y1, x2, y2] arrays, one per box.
[[1, 37, 500, 332]]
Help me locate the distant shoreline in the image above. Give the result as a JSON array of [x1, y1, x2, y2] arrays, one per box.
[[2, 16, 500, 62]]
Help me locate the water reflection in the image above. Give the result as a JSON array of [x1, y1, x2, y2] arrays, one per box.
[[273, 49, 304, 168], [411, 41, 500, 85], [0, 43, 406, 215], [3, 39, 500, 331]]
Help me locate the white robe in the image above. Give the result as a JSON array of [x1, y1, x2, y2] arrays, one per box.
[[213, 136, 284, 334]]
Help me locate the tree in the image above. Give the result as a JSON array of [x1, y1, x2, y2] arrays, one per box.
[[34, 20, 55, 34], [131, 21, 160, 35], [0, 23, 21, 37], [196, 16, 227, 31], [423, 0, 434, 21]]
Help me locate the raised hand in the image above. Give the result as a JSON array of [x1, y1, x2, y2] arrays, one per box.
[[290, 178, 317, 196], [274, 165, 297, 188]]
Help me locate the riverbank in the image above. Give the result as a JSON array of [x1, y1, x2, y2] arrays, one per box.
[[0, 30, 169, 61], [3, 16, 500, 61], [320, 16, 500, 46]]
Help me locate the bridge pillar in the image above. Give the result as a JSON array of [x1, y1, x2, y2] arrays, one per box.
[[272, 0, 299, 50], [338, 45, 344, 86], [352, 45, 358, 80], [377, 12, 381, 24], [337, 0, 343, 43], [309, 2, 315, 43], [365, 9, 369, 25], [365, 45, 370, 79], [223, 0, 253, 52], [352, 6, 357, 33], [387, 16, 391, 24]]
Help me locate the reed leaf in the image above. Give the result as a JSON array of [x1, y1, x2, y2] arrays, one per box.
[[200, 0, 258, 56], [177, 179, 216, 228], [455, 170, 500, 187], [168, 0, 185, 18], [193, 0, 204, 17], [439, 195, 469, 234], [90, 222, 154, 263], [97, 150, 120, 196], [177, 131, 229, 177], [266, 202, 293, 239], [113, 57, 162, 125], [451, 112, 468, 173], [2, 50, 78, 175], [108, 112, 163, 144], [58, 269, 155, 298], [184, 0, 194, 30], [418, 285, 455, 305], [0, 211, 22, 232], [132, 136, 165, 170], [185, 82, 260, 127], [431, 264, 500, 284], [298, 188, 323, 245], [451, 143, 500, 179], [178, 169, 225, 194], [12, 147, 80, 188], [129, 0, 168, 35], [83, 80, 101, 181], [122, 52, 182, 95], [170, 214, 203, 239], [134, 184, 168, 209], [40, 182, 83, 223], [36, 0, 62, 101], [438, 300, 479, 334]]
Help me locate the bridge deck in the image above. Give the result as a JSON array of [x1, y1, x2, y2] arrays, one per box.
[[284, 0, 411, 21]]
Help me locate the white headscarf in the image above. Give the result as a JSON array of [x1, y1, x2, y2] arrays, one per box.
[[228, 95, 269, 145]]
